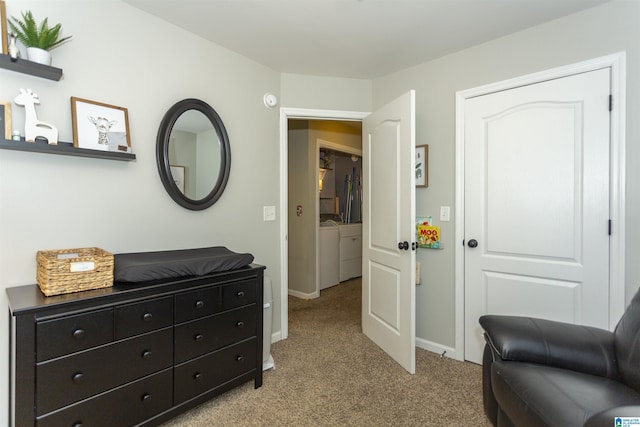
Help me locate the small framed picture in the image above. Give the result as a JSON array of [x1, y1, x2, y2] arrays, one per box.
[[0, 1, 8, 55], [0, 101, 12, 140], [415, 144, 428, 188], [71, 97, 131, 153]]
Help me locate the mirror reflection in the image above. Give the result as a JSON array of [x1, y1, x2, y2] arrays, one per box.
[[156, 98, 231, 211], [168, 110, 221, 200]]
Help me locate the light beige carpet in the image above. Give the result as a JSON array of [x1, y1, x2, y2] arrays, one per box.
[[161, 278, 492, 426]]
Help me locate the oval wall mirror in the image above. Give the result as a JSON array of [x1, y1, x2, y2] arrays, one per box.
[[156, 99, 231, 210]]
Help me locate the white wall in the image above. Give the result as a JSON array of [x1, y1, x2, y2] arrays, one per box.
[[372, 0, 640, 350], [0, 0, 281, 412], [287, 125, 315, 295], [196, 128, 219, 200], [169, 130, 197, 196], [281, 73, 372, 112]]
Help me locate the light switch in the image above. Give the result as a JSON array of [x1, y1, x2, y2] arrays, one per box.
[[263, 206, 276, 221], [440, 206, 450, 222]]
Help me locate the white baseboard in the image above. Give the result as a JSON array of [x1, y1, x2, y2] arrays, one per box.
[[416, 337, 459, 361], [270, 330, 282, 344], [287, 289, 319, 299]]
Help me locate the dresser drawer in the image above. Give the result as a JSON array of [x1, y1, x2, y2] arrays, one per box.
[[115, 296, 173, 339], [37, 368, 173, 427], [175, 286, 222, 323], [36, 327, 173, 416], [174, 305, 257, 364], [174, 337, 257, 405], [222, 279, 257, 311], [37, 308, 114, 362]]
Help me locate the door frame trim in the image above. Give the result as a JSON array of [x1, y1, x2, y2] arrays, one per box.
[[279, 108, 370, 341], [454, 52, 627, 361]]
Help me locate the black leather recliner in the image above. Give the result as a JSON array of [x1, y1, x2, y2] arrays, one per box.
[[479, 287, 640, 427]]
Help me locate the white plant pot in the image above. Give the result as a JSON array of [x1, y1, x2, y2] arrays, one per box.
[[26, 47, 52, 66]]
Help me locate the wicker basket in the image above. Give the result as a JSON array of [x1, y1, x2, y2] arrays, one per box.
[[36, 247, 114, 296]]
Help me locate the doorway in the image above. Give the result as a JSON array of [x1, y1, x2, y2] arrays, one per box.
[[279, 108, 369, 341], [286, 120, 363, 300], [454, 53, 626, 363]]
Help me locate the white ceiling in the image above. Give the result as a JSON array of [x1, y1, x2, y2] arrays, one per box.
[[124, 0, 610, 79]]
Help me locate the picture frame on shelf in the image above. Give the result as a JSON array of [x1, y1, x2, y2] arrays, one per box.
[[415, 144, 428, 187], [0, 1, 7, 55], [170, 165, 185, 194], [0, 101, 11, 140], [71, 97, 131, 153]]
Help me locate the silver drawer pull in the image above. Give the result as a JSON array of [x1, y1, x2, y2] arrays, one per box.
[[141, 350, 152, 360], [72, 329, 85, 340], [195, 300, 205, 309], [141, 393, 152, 403], [72, 372, 84, 384], [236, 355, 244, 363], [236, 291, 245, 298], [194, 372, 203, 382], [236, 321, 245, 328], [142, 312, 153, 322], [194, 333, 204, 342], [73, 422, 83, 427]]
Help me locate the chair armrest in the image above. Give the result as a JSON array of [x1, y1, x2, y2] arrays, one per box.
[[479, 315, 619, 379], [584, 406, 640, 427]]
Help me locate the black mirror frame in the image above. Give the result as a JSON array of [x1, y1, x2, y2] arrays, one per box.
[[156, 98, 231, 210]]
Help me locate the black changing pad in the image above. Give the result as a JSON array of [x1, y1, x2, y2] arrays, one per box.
[[114, 246, 254, 282]]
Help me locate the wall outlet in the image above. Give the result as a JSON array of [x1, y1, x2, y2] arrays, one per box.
[[263, 206, 276, 221]]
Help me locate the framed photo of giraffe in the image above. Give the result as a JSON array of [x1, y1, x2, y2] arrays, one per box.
[[71, 97, 131, 153]]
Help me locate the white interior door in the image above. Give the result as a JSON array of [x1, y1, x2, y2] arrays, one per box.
[[463, 68, 611, 363], [362, 90, 416, 374]]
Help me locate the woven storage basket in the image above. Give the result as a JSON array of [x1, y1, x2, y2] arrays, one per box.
[[36, 247, 114, 296]]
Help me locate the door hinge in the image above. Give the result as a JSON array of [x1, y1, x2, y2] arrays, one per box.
[[609, 95, 613, 112], [608, 220, 612, 236]]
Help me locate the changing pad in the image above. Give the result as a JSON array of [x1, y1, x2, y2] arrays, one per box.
[[113, 246, 254, 282]]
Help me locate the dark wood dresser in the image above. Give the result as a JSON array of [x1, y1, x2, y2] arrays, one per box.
[[6, 264, 265, 427]]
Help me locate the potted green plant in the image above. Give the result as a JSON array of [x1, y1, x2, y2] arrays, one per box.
[[8, 10, 72, 66]]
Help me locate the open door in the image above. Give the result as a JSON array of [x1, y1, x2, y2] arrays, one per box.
[[362, 90, 416, 374]]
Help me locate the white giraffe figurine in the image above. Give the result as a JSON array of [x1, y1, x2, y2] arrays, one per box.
[[14, 89, 59, 145]]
